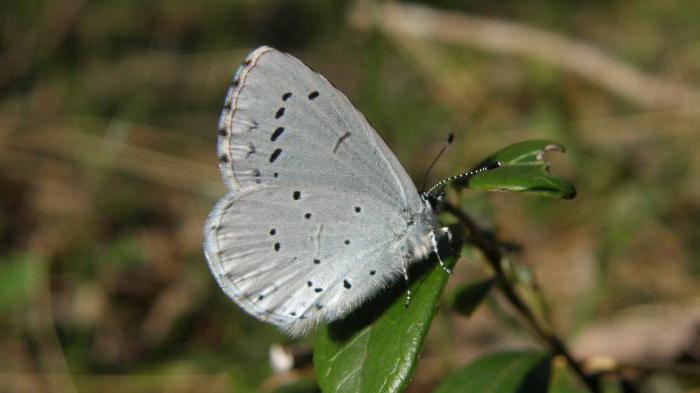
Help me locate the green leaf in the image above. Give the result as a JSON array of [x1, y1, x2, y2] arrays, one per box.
[[0, 253, 44, 312], [434, 351, 552, 393], [455, 140, 576, 199], [549, 363, 589, 393], [451, 278, 494, 317], [313, 254, 458, 393]]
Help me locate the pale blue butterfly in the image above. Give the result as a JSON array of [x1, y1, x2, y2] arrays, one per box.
[[204, 46, 463, 336]]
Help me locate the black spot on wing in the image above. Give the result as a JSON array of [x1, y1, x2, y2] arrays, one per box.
[[333, 132, 351, 153], [246, 142, 256, 158], [308, 91, 319, 100], [269, 148, 282, 163], [252, 168, 261, 183], [275, 107, 285, 119], [271, 127, 284, 141], [282, 92, 292, 101]]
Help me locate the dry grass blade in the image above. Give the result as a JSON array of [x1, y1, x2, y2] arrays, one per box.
[[0, 116, 223, 198]]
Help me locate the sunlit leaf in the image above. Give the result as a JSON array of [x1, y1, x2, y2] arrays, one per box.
[[455, 140, 576, 199]]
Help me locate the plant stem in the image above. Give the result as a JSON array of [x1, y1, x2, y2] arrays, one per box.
[[443, 201, 602, 393]]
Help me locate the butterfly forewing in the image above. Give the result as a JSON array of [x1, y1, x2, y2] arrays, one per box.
[[217, 46, 419, 209]]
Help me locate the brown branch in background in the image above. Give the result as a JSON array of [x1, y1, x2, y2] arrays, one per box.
[[442, 201, 605, 393], [349, 1, 700, 114]]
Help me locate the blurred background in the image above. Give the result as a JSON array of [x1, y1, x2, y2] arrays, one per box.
[[1, 0, 699, 392]]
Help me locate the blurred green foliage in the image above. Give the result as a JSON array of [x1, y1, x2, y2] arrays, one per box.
[[434, 351, 552, 393]]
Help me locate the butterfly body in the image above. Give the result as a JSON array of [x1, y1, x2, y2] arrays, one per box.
[[204, 46, 446, 336]]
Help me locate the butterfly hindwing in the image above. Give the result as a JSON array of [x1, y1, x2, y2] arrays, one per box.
[[204, 186, 410, 335]]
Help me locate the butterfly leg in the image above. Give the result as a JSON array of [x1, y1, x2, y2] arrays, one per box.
[[431, 229, 452, 275], [402, 263, 412, 309]]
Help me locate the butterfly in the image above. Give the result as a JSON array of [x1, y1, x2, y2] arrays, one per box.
[[204, 46, 462, 336]]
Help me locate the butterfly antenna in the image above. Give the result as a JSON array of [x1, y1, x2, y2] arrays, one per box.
[[420, 132, 454, 193], [424, 161, 502, 198]]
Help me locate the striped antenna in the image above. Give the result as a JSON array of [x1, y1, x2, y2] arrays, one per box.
[[423, 161, 502, 199]]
